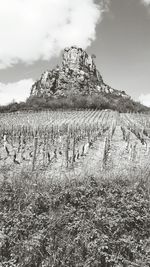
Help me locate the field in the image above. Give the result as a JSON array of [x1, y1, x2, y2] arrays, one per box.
[[0, 110, 150, 267], [0, 110, 150, 179]]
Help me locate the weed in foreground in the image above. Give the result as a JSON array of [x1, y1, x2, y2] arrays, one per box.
[[0, 170, 150, 267]]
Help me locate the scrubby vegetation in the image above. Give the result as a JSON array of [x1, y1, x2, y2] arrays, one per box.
[[0, 171, 150, 267], [0, 93, 149, 113], [26, 94, 148, 113]]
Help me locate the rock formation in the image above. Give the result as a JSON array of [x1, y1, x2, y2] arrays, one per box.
[[30, 46, 129, 99]]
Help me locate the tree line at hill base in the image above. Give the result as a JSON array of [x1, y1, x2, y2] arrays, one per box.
[[0, 93, 149, 113]]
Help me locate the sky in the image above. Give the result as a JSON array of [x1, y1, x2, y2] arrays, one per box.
[[0, 0, 150, 106]]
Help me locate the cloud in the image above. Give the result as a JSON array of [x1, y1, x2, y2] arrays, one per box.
[[141, 0, 150, 5], [139, 94, 150, 107], [0, 0, 106, 69], [0, 79, 34, 105]]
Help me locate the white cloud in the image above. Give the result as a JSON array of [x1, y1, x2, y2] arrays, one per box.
[[0, 0, 105, 69], [139, 94, 150, 107], [0, 79, 34, 105], [142, 0, 150, 5]]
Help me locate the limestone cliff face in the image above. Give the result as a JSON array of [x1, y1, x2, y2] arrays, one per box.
[[30, 46, 129, 99], [62, 47, 96, 73]]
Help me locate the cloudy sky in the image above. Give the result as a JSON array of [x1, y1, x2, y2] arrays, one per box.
[[0, 0, 150, 106]]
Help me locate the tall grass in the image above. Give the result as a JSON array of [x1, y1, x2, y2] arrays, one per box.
[[0, 168, 150, 267]]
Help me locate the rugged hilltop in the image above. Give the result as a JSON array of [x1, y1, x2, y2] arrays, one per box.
[[0, 46, 149, 113], [30, 46, 129, 99]]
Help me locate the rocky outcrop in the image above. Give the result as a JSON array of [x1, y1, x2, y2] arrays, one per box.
[[62, 47, 97, 73], [30, 46, 129, 99]]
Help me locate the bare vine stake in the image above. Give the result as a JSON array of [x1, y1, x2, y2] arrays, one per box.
[[81, 145, 85, 156], [18, 133, 21, 153], [12, 126, 14, 146], [43, 134, 47, 166], [46, 132, 50, 165], [72, 135, 76, 166], [3, 133, 7, 149], [88, 130, 91, 144], [32, 133, 38, 171], [65, 135, 69, 168], [102, 137, 110, 169], [20, 134, 24, 162]]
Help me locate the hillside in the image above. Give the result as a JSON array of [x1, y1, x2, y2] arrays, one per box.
[[27, 46, 148, 112]]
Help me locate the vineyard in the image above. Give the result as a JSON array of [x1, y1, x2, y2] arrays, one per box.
[[0, 110, 150, 178]]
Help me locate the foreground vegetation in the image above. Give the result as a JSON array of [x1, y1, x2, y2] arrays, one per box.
[[0, 170, 150, 267]]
